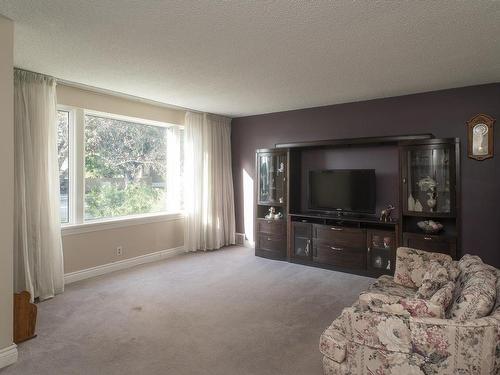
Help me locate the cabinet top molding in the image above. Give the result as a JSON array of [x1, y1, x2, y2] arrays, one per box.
[[275, 134, 434, 149]]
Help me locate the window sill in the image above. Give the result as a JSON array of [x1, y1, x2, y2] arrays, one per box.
[[61, 212, 184, 236]]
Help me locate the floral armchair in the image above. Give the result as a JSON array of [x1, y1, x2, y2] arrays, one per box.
[[319, 247, 500, 375]]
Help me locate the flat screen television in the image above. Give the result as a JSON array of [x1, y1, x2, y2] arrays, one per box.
[[308, 169, 376, 214]]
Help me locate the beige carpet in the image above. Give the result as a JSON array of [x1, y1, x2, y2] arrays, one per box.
[[4, 246, 373, 375]]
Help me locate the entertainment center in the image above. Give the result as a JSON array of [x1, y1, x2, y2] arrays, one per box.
[[254, 135, 460, 277]]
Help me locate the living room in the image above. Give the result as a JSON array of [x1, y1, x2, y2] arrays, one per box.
[[0, 2, 499, 375]]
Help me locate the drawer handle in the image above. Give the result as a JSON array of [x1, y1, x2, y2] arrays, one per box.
[[330, 227, 343, 231], [330, 246, 343, 251], [424, 236, 432, 240]]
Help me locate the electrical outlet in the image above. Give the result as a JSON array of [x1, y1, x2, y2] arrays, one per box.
[[116, 246, 123, 256]]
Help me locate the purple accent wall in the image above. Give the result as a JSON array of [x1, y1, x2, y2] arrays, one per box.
[[231, 83, 500, 267]]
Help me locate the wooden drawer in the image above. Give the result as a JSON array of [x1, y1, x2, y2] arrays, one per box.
[[313, 241, 366, 269], [313, 224, 366, 248], [256, 219, 285, 236], [402, 233, 457, 259], [257, 234, 285, 254]]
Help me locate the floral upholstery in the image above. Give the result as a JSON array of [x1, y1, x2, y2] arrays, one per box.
[[367, 274, 416, 299], [393, 247, 455, 288], [429, 281, 455, 313], [359, 292, 446, 318], [449, 254, 498, 321], [320, 248, 500, 375], [416, 260, 452, 299]]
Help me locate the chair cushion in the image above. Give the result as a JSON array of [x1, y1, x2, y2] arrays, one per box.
[[394, 247, 453, 288], [430, 281, 455, 313], [416, 260, 451, 299], [449, 255, 497, 321]]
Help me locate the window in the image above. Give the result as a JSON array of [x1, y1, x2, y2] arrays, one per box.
[[58, 108, 183, 226], [57, 110, 70, 223]]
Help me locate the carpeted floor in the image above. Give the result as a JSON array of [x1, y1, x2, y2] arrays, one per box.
[[4, 246, 373, 375]]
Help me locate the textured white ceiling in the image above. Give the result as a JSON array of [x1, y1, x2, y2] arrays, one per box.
[[1, 1, 499, 117]]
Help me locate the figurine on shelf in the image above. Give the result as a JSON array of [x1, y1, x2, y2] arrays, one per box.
[[380, 205, 395, 222], [265, 207, 282, 220], [414, 199, 423, 212], [408, 194, 415, 211], [427, 188, 437, 212], [265, 207, 276, 220]]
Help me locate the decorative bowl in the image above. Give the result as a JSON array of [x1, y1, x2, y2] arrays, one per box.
[[417, 220, 443, 234]]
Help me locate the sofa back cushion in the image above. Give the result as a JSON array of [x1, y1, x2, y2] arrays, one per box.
[[416, 260, 451, 299], [449, 254, 498, 321], [394, 247, 453, 288]]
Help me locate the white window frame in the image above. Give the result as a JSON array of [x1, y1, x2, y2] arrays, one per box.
[[59, 105, 184, 234]]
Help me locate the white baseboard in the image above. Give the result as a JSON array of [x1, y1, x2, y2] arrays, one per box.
[[0, 344, 18, 370], [64, 246, 185, 284]]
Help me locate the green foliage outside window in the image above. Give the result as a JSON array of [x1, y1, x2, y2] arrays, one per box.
[[84, 115, 168, 220], [85, 183, 163, 219]]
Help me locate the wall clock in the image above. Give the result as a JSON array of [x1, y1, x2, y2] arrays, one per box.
[[466, 114, 495, 160]]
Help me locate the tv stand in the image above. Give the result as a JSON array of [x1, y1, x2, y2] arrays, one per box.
[[254, 135, 460, 277], [288, 213, 397, 276]]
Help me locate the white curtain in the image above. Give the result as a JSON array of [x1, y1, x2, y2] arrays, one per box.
[[166, 126, 182, 212], [14, 69, 64, 301], [184, 112, 236, 251]]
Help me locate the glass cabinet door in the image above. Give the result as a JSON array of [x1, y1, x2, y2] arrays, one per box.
[[258, 152, 286, 205], [291, 222, 312, 260], [404, 146, 454, 215], [367, 230, 395, 273]]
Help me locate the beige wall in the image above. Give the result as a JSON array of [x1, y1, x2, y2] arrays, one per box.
[[63, 219, 184, 274], [57, 84, 186, 125], [0, 15, 14, 350], [57, 84, 186, 274]]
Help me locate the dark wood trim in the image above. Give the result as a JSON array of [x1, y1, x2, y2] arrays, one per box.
[[466, 114, 495, 161], [275, 134, 434, 149], [398, 137, 459, 147], [455, 138, 462, 258], [288, 212, 397, 226]]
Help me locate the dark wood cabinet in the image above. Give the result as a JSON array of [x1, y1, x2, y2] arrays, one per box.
[[255, 149, 288, 260], [313, 224, 367, 270], [253, 135, 460, 276], [255, 218, 286, 259], [399, 138, 460, 259], [367, 229, 396, 274], [402, 232, 457, 258]]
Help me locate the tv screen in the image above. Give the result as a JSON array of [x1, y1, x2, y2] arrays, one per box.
[[308, 169, 376, 214]]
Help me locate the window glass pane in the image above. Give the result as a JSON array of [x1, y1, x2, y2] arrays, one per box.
[[84, 114, 178, 221], [57, 110, 70, 223]]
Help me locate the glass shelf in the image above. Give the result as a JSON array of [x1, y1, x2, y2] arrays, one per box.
[[404, 147, 453, 215], [258, 152, 287, 205]]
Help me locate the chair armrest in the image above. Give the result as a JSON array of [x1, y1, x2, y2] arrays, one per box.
[[338, 305, 413, 353], [408, 315, 499, 374], [319, 324, 348, 363]]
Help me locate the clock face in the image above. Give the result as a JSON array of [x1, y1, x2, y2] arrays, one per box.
[[472, 123, 488, 155], [473, 123, 488, 136]]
